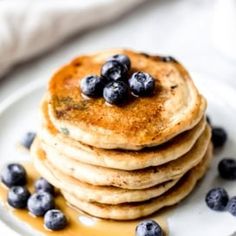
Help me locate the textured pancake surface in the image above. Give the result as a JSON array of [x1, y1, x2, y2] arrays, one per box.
[[61, 144, 213, 220], [39, 125, 211, 189], [31, 140, 180, 204], [40, 97, 206, 170], [48, 49, 206, 150]]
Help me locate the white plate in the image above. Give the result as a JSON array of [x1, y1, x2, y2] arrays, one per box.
[[0, 74, 236, 236]]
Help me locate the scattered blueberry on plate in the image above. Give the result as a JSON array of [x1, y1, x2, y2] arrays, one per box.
[[35, 177, 55, 195], [218, 158, 236, 180], [227, 197, 236, 216], [211, 127, 227, 148], [20, 132, 36, 149], [80, 75, 105, 97], [7, 186, 30, 209], [128, 72, 155, 96], [204, 119, 236, 219], [103, 81, 128, 105], [135, 220, 163, 236], [44, 209, 68, 231], [2, 163, 67, 230], [205, 187, 229, 211], [1, 163, 27, 187], [27, 192, 55, 216]]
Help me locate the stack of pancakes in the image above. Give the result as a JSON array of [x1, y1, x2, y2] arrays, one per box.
[[31, 49, 212, 220]]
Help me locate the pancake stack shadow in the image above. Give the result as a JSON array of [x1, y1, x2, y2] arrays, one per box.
[[31, 49, 212, 220]]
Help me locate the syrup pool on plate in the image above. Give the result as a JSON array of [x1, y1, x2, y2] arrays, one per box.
[[0, 162, 169, 236]]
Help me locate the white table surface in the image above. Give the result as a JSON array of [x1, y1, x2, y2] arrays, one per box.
[[0, 0, 235, 101]]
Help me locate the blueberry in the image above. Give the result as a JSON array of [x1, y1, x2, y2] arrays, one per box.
[[135, 220, 163, 236], [101, 60, 128, 82], [35, 177, 55, 195], [128, 72, 155, 96], [205, 187, 229, 211], [27, 192, 55, 216], [44, 209, 68, 231], [108, 54, 131, 70], [227, 197, 236, 216], [80, 75, 105, 97], [1, 163, 27, 187], [20, 132, 36, 149], [8, 186, 30, 209], [103, 81, 128, 105], [212, 127, 227, 148], [218, 159, 236, 180]]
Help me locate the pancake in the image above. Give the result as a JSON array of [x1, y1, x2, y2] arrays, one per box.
[[47, 49, 206, 150], [61, 144, 213, 220], [31, 141, 180, 204], [40, 125, 211, 189], [39, 96, 206, 170]]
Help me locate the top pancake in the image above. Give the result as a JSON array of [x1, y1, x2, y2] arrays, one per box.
[[48, 49, 206, 150]]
